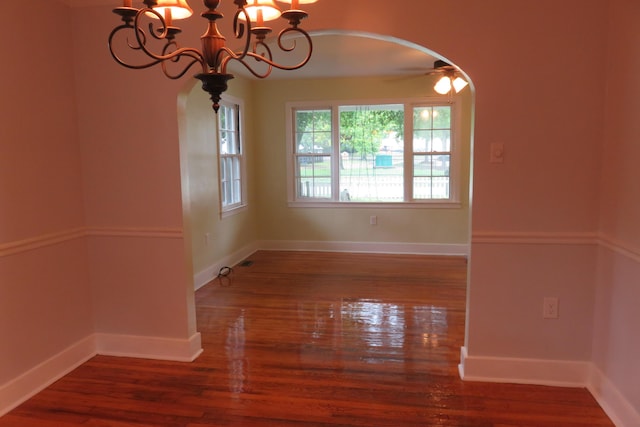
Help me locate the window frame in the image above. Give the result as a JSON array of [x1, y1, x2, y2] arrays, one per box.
[[217, 95, 247, 217], [286, 98, 462, 208]]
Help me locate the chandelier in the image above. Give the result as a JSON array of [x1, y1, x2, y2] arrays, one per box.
[[109, 0, 317, 112]]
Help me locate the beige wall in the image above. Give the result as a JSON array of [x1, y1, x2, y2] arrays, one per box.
[[182, 76, 259, 276], [251, 75, 472, 244]]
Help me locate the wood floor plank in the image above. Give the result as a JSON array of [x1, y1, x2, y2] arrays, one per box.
[[0, 251, 614, 426]]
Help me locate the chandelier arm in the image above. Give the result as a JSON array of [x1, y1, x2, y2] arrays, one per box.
[[129, 8, 206, 71], [109, 24, 164, 70], [161, 42, 208, 79], [276, 27, 313, 64], [226, 5, 253, 64]]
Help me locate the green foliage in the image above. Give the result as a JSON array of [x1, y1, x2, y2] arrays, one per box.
[[339, 105, 404, 156]]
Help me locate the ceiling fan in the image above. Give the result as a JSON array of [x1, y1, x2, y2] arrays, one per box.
[[427, 60, 469, 95]]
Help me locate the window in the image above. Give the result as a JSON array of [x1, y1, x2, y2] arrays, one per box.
[[218, 97, 246, 215], [287, 99, 459, 206]]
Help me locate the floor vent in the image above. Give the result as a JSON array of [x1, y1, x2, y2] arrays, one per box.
[[239, 260, 253, 267]]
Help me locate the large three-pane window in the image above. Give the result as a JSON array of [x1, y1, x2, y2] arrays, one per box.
[[288, 100, 459, 206]]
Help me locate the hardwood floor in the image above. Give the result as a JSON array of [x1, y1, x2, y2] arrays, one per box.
[[1, 251, 614, 426]]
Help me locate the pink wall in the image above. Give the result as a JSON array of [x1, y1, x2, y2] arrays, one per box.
[[71, 0, 607, 369], [592, 0, 640, 417], [71, 6, 197, 340], [0, 1, 92, 384], [2, 0, 638, 422]]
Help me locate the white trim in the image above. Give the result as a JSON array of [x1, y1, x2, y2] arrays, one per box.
[[256, 239, 469, 257], [87, 226, 183, 239], [0, 227, 184, 258], [458, 346, 590, 388], [588, 365, 640, 427], [0, 335, 96, 417], [0, 228, 86, 257], [598, 233, 640, 263], [95, 332, 203, 362], [194, 242, 260, 290], [472, 231, 598, 245]]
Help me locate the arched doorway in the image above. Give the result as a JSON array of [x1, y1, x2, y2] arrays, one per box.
[[178, 30, 475, 356]]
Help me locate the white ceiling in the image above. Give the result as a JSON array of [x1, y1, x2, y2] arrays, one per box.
[[228, 32, 439, 80]]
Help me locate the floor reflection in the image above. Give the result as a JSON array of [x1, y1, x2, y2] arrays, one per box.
[[225, 310, 247, 394], [292, 298, 449, 367]]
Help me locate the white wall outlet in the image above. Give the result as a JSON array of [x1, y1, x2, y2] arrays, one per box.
[[543, 297, 559, 319], [370, 215, 377, 226], [204, 232, 210, 246]]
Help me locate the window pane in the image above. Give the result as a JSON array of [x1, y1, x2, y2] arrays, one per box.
[[413, 130, 432, 152], [297, 177, 332, 199], [432, 130, 450, 152], [432, 106, 451, 129], [413, 107, 433, 129], [296, 155, 331, 198], [296, 109, 332, 154], [413, 176, 450, 199], [338, 104, 404, 202]]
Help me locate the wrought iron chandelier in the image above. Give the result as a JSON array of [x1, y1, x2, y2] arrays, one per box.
[[109, 0, 317, 112]]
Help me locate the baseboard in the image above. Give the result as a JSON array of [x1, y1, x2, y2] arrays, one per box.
[[458, 346, 589, 388], [193, 243, 259, 290], [95, 332, 203, 362], [0, 335, 96, 417], [588, 365, 640, 427], [256, 240, 470, 257]]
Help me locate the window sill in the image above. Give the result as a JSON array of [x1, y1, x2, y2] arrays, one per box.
[[221, 203, 248, 218]]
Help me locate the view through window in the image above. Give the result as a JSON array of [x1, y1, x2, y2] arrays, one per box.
[[291, 101, 455, 204]]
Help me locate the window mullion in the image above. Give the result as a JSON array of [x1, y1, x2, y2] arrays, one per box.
[[404, 103, 413, 202], [331, 105, 340, 202]]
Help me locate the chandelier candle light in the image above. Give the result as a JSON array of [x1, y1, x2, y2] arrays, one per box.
[[109, 0, 317, 112]]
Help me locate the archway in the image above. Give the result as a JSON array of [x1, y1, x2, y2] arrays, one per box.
[[178, 30, 476, 359]]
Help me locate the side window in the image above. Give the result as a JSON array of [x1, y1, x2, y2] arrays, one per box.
[[412, 105, 452, 200], [218, 97, 246, 215]]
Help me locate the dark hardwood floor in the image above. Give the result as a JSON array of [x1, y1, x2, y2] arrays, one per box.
[[1, 251, 614, 426]]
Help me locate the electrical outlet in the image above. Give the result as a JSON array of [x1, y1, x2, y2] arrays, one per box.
[[204, 232, 210, 246], [490, 142, 505, 163], [370, 215, 377, 226], [543, 297, 559, 319]]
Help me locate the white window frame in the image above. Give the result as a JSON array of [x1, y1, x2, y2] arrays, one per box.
[[217, 95, 247, 217], [286, 98, 462, 208]]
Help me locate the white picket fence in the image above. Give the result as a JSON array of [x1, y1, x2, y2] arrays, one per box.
[[299, 176, 449, 200]]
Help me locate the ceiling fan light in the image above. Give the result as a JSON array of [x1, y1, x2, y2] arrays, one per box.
[[151, 0, 193, 20], [434, 76, 452, 95], [452, 77, 468, 93], [241, 0, 282, 23]]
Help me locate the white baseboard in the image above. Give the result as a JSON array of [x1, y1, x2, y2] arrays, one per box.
[[458, 346, 589, 388], [0, 335, 96, 417], [459, 347, 639, 427], [95, 332, 203, 362], [256, 240, 470, 257], [193, 243, 259, 290], [1, 332, 203, 417], [588, 365, 640, 427]]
